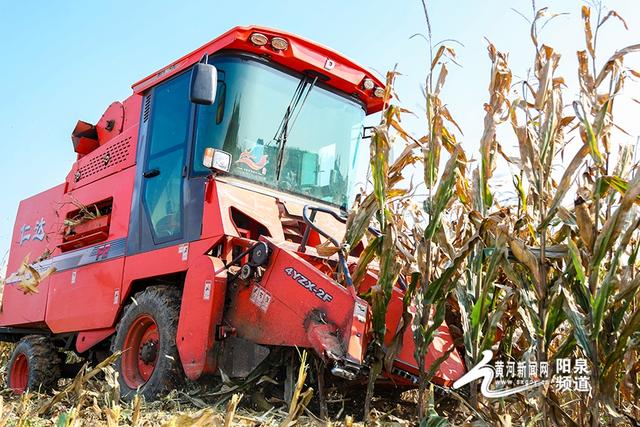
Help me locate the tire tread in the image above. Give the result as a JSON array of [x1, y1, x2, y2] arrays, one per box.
[[111, 285, 183, 400], [7, 335, 62, 392]]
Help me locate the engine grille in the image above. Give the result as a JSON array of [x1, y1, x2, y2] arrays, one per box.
[[76, 136, 132, 182]]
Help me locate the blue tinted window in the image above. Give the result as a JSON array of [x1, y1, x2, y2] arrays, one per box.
[[144, 72, 191, 242]]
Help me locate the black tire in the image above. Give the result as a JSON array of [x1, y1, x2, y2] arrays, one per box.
[[6, 335, 61, 393], [111, 286, 184, 401]]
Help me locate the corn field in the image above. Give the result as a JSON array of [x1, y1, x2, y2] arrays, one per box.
[[1, 1, 639, 426], [344, 0, 640, 425]]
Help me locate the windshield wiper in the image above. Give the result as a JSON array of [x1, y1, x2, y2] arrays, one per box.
[[271, 74, 318, 180]]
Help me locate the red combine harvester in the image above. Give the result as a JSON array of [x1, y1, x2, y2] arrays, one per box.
[[0, 26, 464, 401]]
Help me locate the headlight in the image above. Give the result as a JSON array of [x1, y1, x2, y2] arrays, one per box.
[[203, 148, 232, 173]]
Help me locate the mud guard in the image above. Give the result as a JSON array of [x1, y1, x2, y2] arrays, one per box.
[[76, 327, 115, 353], [176, 256, 227, 380]]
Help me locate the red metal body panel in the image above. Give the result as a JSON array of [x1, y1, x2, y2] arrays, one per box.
[[66, 123, 138, 191], [176, 255, 227, 380], [383, 297, 464, 385], [0, 184, 65, 326], [120, 237, 224, 311], [46, 258, 124, 333], [2, 92, 140, 331], [207, 179, 286, 240], [0, 281, 51, 327], [96, 102, 125, 145], [201, 178, 224, 238], [4, 185, 66, 274], [42, 167, 136, 333], [225, 239, 366, 363], [76, 327, 115, 353], [203, 177, 345, 244], [121, 243, 191, 297], [60, 167, 135, 244]]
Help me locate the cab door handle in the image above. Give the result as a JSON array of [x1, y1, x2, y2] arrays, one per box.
[[143, 168, 160, 178]]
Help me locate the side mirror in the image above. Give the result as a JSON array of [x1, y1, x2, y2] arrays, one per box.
[[190, 62, 217, 105], [203, 147, 232, 173]]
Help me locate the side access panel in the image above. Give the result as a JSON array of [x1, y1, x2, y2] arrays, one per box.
[[0, 280, 52, 327], [176, 255, 227, 380], [0, 184, 65, 327], [46, 256, 125, 333], [45, 167, 135, 333]]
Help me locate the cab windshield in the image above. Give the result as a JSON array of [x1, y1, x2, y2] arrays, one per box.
[[193, 55, 367, 208]]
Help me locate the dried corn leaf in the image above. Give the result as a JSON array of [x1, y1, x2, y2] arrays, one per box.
[[594, 44, 640, 87], [540, 143, 590, 229], [573, 101, 604, 166], [315, 241, 340, 257], [507, 236, 541, 289], [163, 409, 222, 427], [574, 196, 594, 251], [582, 6, 595, 59]]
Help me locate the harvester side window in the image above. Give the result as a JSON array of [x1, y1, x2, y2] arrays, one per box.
[[142, 72, 191, 243]]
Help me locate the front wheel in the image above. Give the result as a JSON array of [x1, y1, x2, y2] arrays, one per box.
[[111, 286, 184, 401]]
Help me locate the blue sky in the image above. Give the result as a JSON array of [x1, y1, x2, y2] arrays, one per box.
[[1, 1, 638, 273]]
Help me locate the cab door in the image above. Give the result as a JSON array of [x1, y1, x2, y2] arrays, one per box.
[[127, 71, 205, 255]]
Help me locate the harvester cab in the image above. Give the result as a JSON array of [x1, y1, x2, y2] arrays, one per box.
[[0, 26, 465, 401]]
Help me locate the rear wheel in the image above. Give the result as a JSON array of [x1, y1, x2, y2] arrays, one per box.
[[111, 286, 184, 401], [6, 335, 61, 393]]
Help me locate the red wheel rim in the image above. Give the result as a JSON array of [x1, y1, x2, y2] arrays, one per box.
[[122, 314, 160, 388], [9, 353, 29, 393]]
